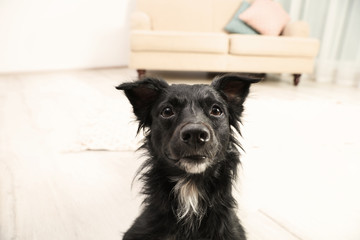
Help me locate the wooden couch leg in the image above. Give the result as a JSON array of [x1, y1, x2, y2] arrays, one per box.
[[293, 74, 301, 86], [137, 69, 146, 79]]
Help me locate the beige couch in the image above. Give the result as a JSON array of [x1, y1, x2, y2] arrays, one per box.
[[130, 0, 320, 85]]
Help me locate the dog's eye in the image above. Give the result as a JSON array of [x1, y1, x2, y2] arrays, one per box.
[[161, 107, 174, 118], [210, 105, 223, 116]]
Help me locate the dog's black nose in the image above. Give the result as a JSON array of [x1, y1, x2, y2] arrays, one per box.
[[180, 124, 210, 145]]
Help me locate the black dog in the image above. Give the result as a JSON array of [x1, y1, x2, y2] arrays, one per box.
[[117, 74, 260, 240]]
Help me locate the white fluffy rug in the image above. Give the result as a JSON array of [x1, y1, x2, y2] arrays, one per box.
[[22, 73, 142, 152]]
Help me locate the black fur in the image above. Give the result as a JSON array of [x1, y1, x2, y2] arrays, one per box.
[[116, 74, 260, 240]]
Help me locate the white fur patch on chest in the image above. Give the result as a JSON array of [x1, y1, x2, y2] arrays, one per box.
[[172, 177, 205, 221]]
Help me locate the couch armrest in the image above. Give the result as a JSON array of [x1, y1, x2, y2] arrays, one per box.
[[131, 11, 152, 30], [282, 21, 310, 37]]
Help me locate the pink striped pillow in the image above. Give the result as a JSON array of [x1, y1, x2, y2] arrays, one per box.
[[238, 0, 290, 36]]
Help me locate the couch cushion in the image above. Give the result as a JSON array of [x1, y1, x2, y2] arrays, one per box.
[[239, 0, 290, 36], [213, 0, 245, 32], [229, 35, 320, 57], [225, 1, 258, 34], [131, 30, 229, 54], [224, 1, 259, 35]]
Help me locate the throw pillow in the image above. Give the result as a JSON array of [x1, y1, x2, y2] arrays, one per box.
[[238, 0, 290, 36], [224, 1, 259, 35]]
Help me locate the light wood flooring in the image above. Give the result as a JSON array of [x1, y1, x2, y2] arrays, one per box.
[[1, 68, 359, 240]]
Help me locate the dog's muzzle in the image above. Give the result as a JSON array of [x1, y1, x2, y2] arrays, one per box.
[[166, 123, 215, 174]]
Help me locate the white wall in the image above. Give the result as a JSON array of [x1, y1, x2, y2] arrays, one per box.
[[0, 0, 134, 73]]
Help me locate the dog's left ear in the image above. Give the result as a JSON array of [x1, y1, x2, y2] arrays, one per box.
[[116, 78, 169, 131], [211, 74, 261, 112]]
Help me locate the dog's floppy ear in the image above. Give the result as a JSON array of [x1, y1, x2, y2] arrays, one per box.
[[116, 77, 169, 131], [211, 74, 261, 112]]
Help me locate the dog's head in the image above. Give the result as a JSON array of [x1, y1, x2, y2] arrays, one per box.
[[117, 74, 259, 174]]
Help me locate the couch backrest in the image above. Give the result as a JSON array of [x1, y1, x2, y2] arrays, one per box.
[[136, 0, 243, 32]]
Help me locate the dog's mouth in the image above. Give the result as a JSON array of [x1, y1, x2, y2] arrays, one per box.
[[181, 155, 207, 162], [176, 155, 210, 174], [165, 152, 211, 174]]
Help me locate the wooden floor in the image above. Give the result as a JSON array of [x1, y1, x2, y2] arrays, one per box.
[[0, 68, 359, 240]]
